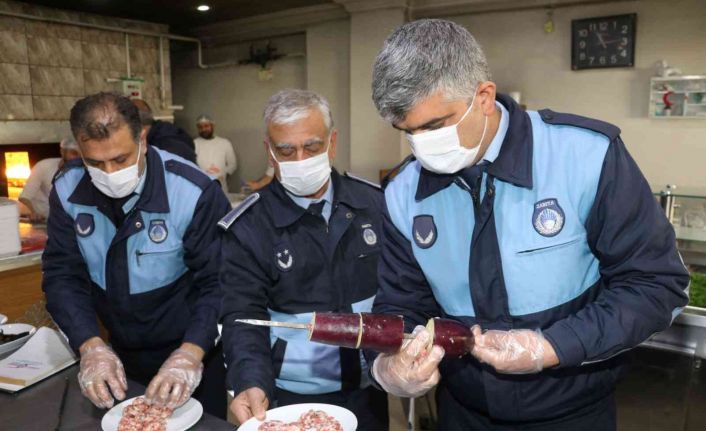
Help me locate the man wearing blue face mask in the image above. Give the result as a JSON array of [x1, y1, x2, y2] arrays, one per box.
[[219, 89, 388, 429], [366, 19, 689, 430], [42, 92, 230, 418]]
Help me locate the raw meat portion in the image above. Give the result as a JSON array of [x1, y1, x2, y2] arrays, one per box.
[[117, 397, 172, 431], [257, 409, 343, 431]]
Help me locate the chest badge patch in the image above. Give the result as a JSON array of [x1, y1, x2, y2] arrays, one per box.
[[148, 219, 168, 243], [274, 245, 294, 272], [362, 224, 378, 246], [75, 213, 94, 237], [533, 199, 565, 237], [413, 215, 437, 249]]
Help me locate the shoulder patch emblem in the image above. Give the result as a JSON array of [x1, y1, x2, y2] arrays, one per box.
[[344, 172, 381, 190], [362, 226, 378, 246], [413, 215, 437, 249], [218, 193, 260, 230], [75, 213, 94, 237], [148, 219, 168, 243], [274, 243, 294, 272], [533, 198, 565, 237]]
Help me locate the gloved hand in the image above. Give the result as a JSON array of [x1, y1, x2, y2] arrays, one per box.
[[231, 386, 269, 425], [470, 326, 557, 374], [77, 340, 127, 409], [145, 347, 203, 409], [372, 326, 444, 398]]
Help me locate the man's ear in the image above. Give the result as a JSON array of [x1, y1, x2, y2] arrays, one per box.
[[477, 81, 497, 117], [140, 128, 148, 152], [328, 129, 338, 161]]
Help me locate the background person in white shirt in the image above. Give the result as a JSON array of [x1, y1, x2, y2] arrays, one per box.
[[19, 138, 80, 222], [194, 114, 237, 192]]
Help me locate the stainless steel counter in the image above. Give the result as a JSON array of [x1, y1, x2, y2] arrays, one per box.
[[0, 250, 42, 272], [0, 222, 46, 273]]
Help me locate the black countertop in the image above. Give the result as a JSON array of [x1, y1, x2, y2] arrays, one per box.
[[0, 364, 234, 430]]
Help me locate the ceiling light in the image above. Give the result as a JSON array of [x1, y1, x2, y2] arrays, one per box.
[[196, 5, 210, 12]]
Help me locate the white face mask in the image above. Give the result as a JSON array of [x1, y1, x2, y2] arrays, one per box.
[[406, 90, 488, 174], [270, 141, 332, 197], [85, 141, 143, 199]]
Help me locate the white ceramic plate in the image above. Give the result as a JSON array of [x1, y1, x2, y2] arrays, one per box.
[[0, 323, 36, 355], [101, 397, 203, 431], [0, 314, 7, 324], [239, 403, 357, 431]]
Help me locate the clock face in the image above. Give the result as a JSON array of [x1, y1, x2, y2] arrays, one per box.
[[571, 14, 636, 70]]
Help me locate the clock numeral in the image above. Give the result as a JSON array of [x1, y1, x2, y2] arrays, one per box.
[[599, 22, 608, 31], [599, 56, 606, 65], [622, 24, 629, 34], [579, 52, 586, 61], [620, 49, 627, 57], [589, 56, 595, 65], [578, 29, 588, 37], [621, 37, 628, 45], [610, 55, 618, 64], [612, 20, 618, 30], [589, 23, 597, 32], [579, 40, 586, 49]]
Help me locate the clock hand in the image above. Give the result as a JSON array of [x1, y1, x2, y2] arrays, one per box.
[[596, 32, 607, 48]]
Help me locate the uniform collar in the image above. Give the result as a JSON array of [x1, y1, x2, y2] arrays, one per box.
[[68, 145, 170, 213], [415, 93, 533, 201], [268, 169, 368, 228]]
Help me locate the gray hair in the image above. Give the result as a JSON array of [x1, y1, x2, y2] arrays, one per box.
[[372, 19, 491, 124], [263, 89, 334, 134]]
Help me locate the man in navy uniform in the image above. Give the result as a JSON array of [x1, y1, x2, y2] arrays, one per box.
[[42, 92, 230, 418], [220, 89, 388, 429], [367, 20, 689, 430]]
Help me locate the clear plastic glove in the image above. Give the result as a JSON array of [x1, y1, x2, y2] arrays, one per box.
[[372, 325, 445, 398], [470, 326, 552, 374], [77, 343, 127, 409], [145, 348, 203, 409], [230, 386, 269, 425]]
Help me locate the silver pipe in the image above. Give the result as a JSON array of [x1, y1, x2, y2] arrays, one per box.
[[0, 10, 209, 69], [125, 33, 131, 78]]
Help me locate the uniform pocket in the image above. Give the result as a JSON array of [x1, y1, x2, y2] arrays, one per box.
[[503, 233, 599, 315], [135, 246, 182, 265], [516, 235, 583, 256]]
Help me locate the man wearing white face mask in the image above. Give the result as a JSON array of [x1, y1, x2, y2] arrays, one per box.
[[219, 89, 389, 429], [366, 19, 688, 430], [42, 92, 231, 419]]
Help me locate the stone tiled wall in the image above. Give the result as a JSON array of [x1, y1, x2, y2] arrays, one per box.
[[0, 0, 173, 122]]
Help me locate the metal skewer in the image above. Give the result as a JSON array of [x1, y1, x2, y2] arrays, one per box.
[[235, 319, 310, 330], [235, 318, 415, 339]]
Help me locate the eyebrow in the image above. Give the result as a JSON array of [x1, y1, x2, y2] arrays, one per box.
[[273, 138, 324, 149], [83, 153, 130, 165], [393, 113, 455, 133]]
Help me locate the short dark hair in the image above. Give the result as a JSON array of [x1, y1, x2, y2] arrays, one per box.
[[70, 92, 142, 144]]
